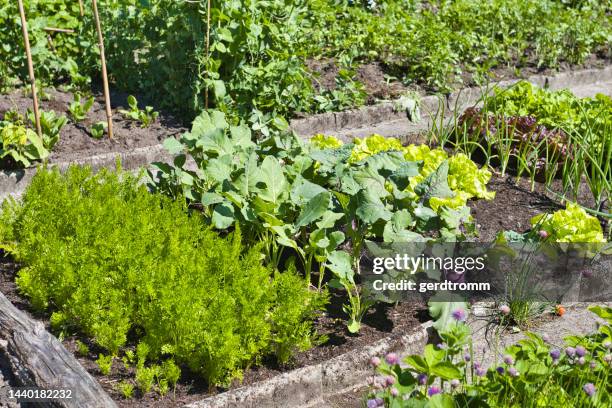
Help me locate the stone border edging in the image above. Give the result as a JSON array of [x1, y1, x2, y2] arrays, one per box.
[[1, 65, 611, 201], [0, 144, 171, 201], [289, 65, 612, 138], [184, 323, 430, 408]]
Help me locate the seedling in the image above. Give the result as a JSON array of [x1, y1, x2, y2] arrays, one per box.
[[119, 95, 158, 128], [68, 94, 94, 123], [90, 121, 107, 139]]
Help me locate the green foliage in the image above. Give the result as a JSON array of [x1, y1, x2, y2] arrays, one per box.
[[116, 381, 135, 399], [0, 165, 324, 386], [90, 121, 107, 139], [68, 94, 94, 123], [0, 121, 49, 168], [96, 354, 114, 375], [151, 112, 494, 332], [27, 110, 66, 150], [531, 203, 606, 243], [366, 306, 612, 407], [1, 1, 609, 121], [119, 95, 158, 128], [75, 340, 90, 357]]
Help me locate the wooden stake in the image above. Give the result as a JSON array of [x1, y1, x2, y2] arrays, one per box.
[[78, 0, 84, 17], [17, 0, 42, 137], [91, 0, 113, 139]]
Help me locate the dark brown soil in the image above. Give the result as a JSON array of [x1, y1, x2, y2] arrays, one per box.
[[0, 88, 186, 166], [468, 172, 596, 242], [0, 255, 425, 407], [306, 54, 611, 107]]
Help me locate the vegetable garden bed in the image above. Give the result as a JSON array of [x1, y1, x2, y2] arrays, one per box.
[[0, 2, 610, 406]]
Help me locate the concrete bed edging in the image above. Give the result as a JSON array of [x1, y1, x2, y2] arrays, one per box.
[[1, 65, 611, 201], [184, 323, 431, 408], [289, 65, 612, 139]]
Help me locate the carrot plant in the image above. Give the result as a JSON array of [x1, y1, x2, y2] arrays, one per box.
[[0, 165, 326, 388]]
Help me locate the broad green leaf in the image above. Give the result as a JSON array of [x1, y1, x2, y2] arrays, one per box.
[[354, 190, 392, 224], [415, 160, 454, 200], [295, 192, 331, 227], [256, 156, 288, 205], [211, 202, 235, 229], [390, 161, 421, 190], [427, 394, 455, 408], [163, 137, 184, 154], [404, 355, 428, 373], [316, 211, 345, 229], [325, 251, 354, 283], [430, 362, 461, 380]]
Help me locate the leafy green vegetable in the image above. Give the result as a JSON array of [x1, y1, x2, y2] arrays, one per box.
[[532, 203, 606, 243], [0, 122, 49, 168]]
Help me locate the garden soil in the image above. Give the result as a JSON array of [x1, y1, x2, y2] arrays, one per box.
[[0, 88, 186, 166]]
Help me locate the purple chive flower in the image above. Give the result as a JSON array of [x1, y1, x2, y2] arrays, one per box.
[[550, 349, 561, 361], [503, 355, 514, 365], [452, 308, 467, 322], [566, 347, 576, 358], [538, 230, 549, 239], [603, 341, 611, 350], [370, 356, 381, 367], [417, 373, 428, 385], [437, 343, 447, 350], [450, 379, 460, 388], [391, 388, 400, 397], [604, 354, 612, 363], [590, 361, 597, 369], [577, 357, 586, 365], [576, 346, 586, 357], [476, 366, 486, 377], [541, 333, 550, 343], [385, 352, 399, 365], [463, 352, 471, 362], [375, 398, 384, 406], [427, 386, 442, 396], [367, 399, 378, 408], [499, 305, 511, 315], [508, 367, 519, 377], [496, 366, 505, 375], [583, 383, 596, 397], [385, 376, 396, 386]]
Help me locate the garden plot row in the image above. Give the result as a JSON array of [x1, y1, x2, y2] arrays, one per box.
[[1, 76, 610, 407], [2, 65, 612, 201]]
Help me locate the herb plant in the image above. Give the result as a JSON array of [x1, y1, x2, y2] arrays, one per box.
[[0, 165, 325, 387], [365, 305, 612, 407]]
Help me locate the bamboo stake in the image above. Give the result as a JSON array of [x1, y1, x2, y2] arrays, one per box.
[[78, 0, 84, 17], [17, 0, 42, 137], [91, 0, 113, 139], [43, 27, 76, 34], [204, 0, 211, 109]]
